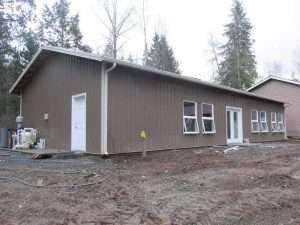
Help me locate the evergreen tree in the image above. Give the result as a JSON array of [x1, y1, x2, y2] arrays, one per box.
[[0, 3, 10, 120], [216, 0, 257, 89], [146, 33, 180, 74], [0, 0, 37, 126], [20, 31, 40, 66], [39, 0, 91, 52]]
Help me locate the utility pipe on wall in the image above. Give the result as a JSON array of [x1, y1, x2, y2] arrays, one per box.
[[106, 62, 117, 74], [100, 62, 117, 155]]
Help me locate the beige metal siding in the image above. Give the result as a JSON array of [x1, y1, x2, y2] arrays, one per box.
[[22, 53, 102, 153], [108, 67, 285, 154], [251, 80, 300, 137]]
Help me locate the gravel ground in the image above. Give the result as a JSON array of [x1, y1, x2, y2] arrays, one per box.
[[1, 142, 300, 225]]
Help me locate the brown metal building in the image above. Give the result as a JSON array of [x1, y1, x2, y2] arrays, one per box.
[[248, 76, 300, 138], [10, 47, 286, 155]]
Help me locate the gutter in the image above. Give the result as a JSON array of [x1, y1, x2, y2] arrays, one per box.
[[100, 62, 117, 155], [106, 62, 117, 74]]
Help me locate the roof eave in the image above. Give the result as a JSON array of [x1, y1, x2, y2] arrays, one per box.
[[9, 48, 44, 95], [106, 59, 284, 104], [9, 46, 285, 104]]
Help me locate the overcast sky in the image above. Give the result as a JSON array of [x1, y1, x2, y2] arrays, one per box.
[[35, 0, 300, 81]]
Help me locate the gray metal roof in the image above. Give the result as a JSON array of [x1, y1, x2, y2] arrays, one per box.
[[248, 75, 300, 91], [9, 46, 284, 104]]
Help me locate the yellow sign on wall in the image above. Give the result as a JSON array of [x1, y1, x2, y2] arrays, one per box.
[[139, 130, 147, 140]]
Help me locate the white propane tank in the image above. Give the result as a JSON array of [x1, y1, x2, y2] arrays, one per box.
[[23, 128, 37, 145], [16, 128, 37, 149], [38, 139, 46, 149]]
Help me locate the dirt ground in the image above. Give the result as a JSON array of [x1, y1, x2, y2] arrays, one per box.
[[1, 142, 300, 225]]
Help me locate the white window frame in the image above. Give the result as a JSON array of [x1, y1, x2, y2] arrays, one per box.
[[260, 111, 269, 132], [251, 110, 259, 133], [277, 112, 284, 132], [271, 112, 277, 132], [183, 101, 199, 134], [201, 103, 216, 134]]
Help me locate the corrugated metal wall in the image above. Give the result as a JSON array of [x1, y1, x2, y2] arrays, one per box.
[[21, 54, 285, 154], [108, 66, 285, 154], [22, 53, 102, 153]]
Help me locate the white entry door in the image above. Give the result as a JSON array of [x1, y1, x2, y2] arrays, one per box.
[[226, 106, 243, 144], [71, 93, 86, 152]]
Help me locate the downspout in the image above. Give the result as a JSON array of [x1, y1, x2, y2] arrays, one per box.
[[106, 62, 117, 74], [100, 62, 117, 155]]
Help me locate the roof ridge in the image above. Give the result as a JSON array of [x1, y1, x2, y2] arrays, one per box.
[[248, 75, 300, 91]]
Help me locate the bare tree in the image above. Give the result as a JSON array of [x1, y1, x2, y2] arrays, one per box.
[[208, 34, 221, 79], [265, 61, 283, 76], [98, 0, 135, 59], [140, 0, 149, 64], [292, 50, 300, 81]]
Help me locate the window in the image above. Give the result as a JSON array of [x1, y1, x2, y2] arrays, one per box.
[[183, 101, 199, 134], [201, 103, 216, 134], [251, 110, 259, 132], [260, 111, 268, 132], [271, 112, 277, 132], [277, 113, 284, 132]]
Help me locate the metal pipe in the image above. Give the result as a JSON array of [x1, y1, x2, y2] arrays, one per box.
[[101, 62, 117, 155], [105, 62, 117, 73]]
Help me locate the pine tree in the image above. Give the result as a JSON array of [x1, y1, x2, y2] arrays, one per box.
[[146, 33, 180, 74], [20, 31, 40, 66], [0, 4, 10, 120], [39, 0, 91, 52], [0, 0, 37, 126], [216, 0, 257, 89]]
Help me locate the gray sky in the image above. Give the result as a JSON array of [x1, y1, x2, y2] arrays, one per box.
[[35, 0, 300, 81]]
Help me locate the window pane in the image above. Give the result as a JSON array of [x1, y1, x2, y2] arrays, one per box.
[[260, 112, 266, 121], [202, 104, 212, 117], [271, 123, 277, 131], [252, 122, 259, 131], [184, 118, 196, 132], [278, 123, 284, 131], [277, 113, 282, 122], [271, 113, 276, 122], [261, 122, 267, 131], [251, 111, 257, 120], [184, 102, 195, 116], [234, 111, 238, 138], [203, 119, 214, 132]]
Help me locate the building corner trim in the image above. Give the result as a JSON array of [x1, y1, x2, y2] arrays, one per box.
[[284, 104, 288, 140], [19, 92, 22, 116]]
